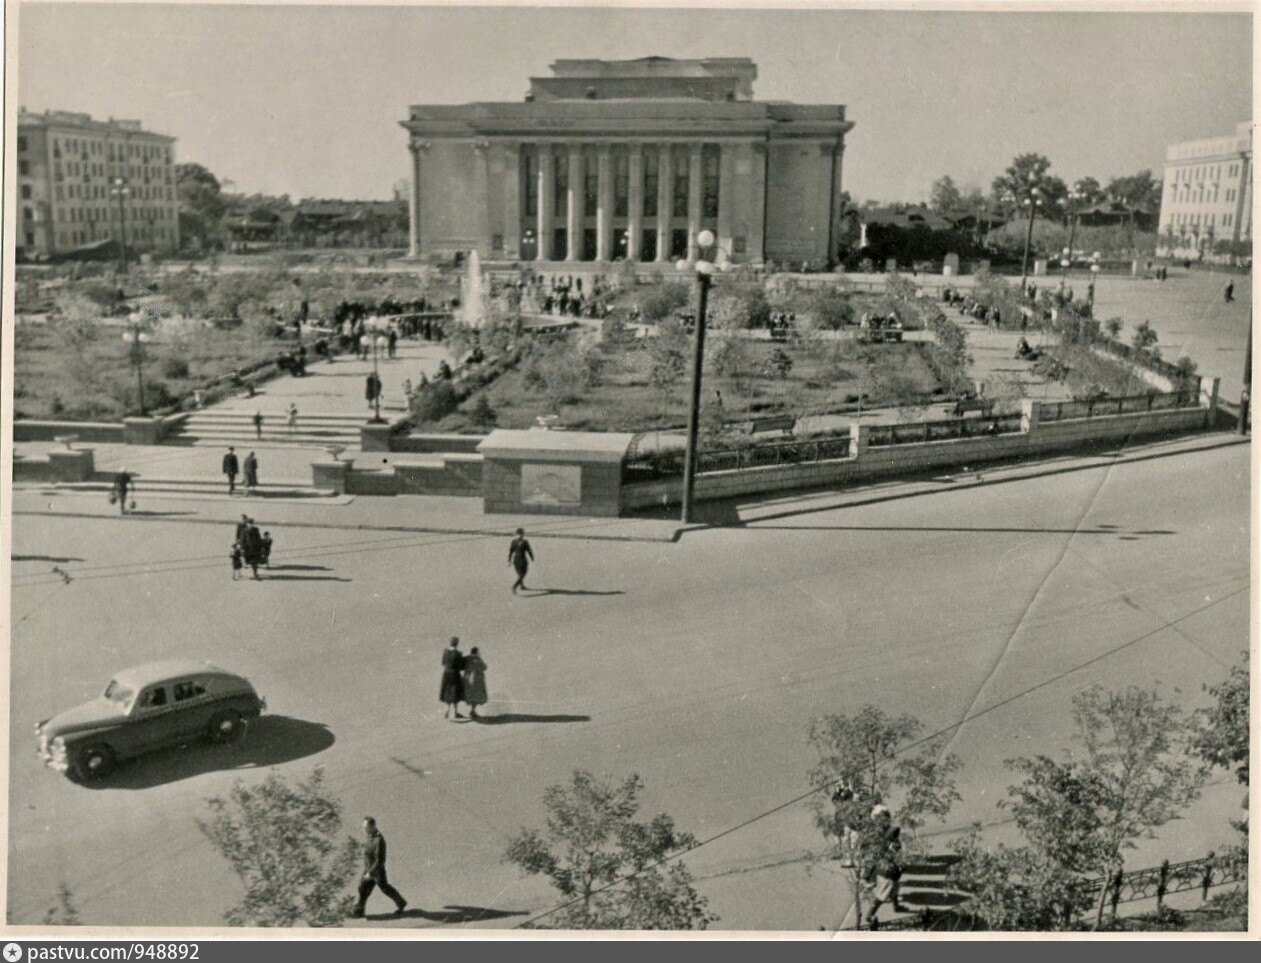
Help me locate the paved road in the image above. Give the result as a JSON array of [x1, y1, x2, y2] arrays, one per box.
[[7, 440, 1249, 930]]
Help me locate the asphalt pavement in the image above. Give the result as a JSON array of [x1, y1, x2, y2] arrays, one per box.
[[7, 433, 1249, 930]]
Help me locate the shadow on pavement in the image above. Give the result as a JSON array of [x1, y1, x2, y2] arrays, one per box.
[[259, 574, 353, 582], [267, 564, 330, 572], [365, 905, 527, 924], [472, 713, 590, 726], [125, 511, 197, 518], [519, 587, 625, 597], [743, 524, 1175, 538], [77, 715, 335, 790], [11, 554, 85, 563]]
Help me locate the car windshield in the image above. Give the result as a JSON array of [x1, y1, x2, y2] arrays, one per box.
[[103, 679, 135, 708]]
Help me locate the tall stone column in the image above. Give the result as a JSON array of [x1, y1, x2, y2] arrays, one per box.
[[502, 142, 521, 260], [566, 143, 583, 262], [475, 140, 492, 256], [408, 142, 424, 258], [750, 142, 767, 265], [596, 145, 613, 261], [656, 145, 673, 262], [686, 143, 703, 261], [627, 143, 644, 261], [828, 142, 846, 266], [537, 144, 553, 261]]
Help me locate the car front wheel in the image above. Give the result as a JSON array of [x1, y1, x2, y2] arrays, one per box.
[[207, 710, 246, 744], [75, 744, 115, 781]]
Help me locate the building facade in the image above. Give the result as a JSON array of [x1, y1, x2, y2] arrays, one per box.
[[16, 108, 179, 259], [1157, 121, 1252, 261], [400, 57, 854, 266]]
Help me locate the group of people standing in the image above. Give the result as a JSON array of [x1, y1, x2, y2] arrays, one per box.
[[230, 513, 272, 580], [438, 637, 488, 720], [221, 447, 262, 495]]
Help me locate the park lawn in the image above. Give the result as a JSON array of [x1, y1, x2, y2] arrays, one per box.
[[12, 320, 288, 421], [1043, 342, 1162, 399], [433, 334, 945, 433]]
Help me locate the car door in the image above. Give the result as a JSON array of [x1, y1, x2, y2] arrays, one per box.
[[128, 684, 180, 753], [171, 678, 211, 743]]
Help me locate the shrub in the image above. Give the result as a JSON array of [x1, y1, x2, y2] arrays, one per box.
[[160, 356, 191, 379], [411, 381, 460, 423], [638, 282, 691, 322], [469, 393, 498, 428], [810, 289, 854, 330]]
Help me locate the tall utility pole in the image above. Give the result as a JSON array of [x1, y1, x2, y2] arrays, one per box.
[[1242, 309, 1252, 436], [680, 267, 711, 524]]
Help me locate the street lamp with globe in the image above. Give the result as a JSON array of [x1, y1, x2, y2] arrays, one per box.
[[1087, 257, 1102, 312], [1019, 184, 1044, 292], [675, 228, 728, 524], [121, 311, 151, 415]]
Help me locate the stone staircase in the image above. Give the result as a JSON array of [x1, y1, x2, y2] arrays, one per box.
[[46, 477, 336, 500], [170, 411, 376, 448]]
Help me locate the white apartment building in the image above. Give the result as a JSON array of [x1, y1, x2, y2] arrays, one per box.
[[1158, 121, 1252, 263], [16, 108, 180, 259]]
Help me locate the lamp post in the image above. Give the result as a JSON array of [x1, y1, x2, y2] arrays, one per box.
[[122, 311, 151, 415], [1019, 180, 1044, 291], [676, 228, 723, 524], [1241, 309, 1252, 436], [110, 177, 131, 273], [1087, 259, 1101, 312]]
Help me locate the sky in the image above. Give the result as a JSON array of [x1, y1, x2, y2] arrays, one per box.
[[13, 2, 1254, 203]]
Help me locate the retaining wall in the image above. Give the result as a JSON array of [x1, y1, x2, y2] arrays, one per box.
[[622, 401, 1213, 511], [12, 420, 124, 443]]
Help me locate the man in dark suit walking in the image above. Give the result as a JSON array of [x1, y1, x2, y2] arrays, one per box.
[[351, 817, 407, 918], [509, 527, 534, 594], [222, 447, 239, 495]]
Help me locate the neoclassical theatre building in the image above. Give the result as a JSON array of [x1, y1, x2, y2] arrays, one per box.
[[400, 57, 854, 266]]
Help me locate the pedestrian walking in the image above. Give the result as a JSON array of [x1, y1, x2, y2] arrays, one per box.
[[243, 451, 259, 494], [112, 468, 134, 515], [439, 636, 465, 719], [350, 817, 408, 919], [241, 521, 264, 580], [864, 806, 906, 924], [387, 328, 398, 359], [1224, 282, 1235, 303], [260, 531, 273, 568], [462, 646, 488, 719], [222, 447, 239, 495], [508, 528, 534, 594], [253, 411, 263, 439], [230, 543, 243, 581], [365, 372, 381, 409], [403, 378, 413, 398], [287, 403, 298, 436]]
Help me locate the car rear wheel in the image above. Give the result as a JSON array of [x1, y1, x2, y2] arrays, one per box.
[[207, 710, 246, 744], [75, 743, 115, 781]]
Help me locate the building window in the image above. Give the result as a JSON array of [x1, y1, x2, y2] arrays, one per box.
[[554, 154, 568, 217], [21, 184, 31, 199], [614, 150, 629, 217], [584, 154, 598, 214], [492, 233, 503, 251], [643, 149, 659, 218], [733, 235, 747, 255], [673, 149, 689, 217], [19, 160, 29, 175], [17, 135, 26, 152], [702, 145, 720, 219], [25, 232, 34, 246], [23, 207, 32, 220], [523, 149, 538, 218]]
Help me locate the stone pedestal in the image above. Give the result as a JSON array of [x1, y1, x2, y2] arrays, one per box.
[[1020, 398, 1041, 434], [942, 253, 960, 276], [123, 417, 163, 445], [478, 429, 635, 517], [313, 459, 352, 494], [850, 421, 869, 456], [360, 423, 395, 452], [48, 448, 95, 482]]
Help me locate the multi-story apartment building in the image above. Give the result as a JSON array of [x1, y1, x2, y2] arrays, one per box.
[[1157, 121, 1252, 262], [16, 108, 180, 259]]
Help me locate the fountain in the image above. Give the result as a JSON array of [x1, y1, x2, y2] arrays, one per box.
[[459, 250, 491, 330]]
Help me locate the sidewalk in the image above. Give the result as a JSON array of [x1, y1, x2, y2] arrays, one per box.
[[13, 431, 1246, 544]]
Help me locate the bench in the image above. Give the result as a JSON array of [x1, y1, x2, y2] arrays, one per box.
[[952, 398, 993, 417], [748, 414, 796, 436]]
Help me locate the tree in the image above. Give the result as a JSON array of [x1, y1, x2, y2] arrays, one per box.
[[1131, 321, 1158, 353], [1073, 177, 1106, 208], [808, 706, 962, 922], [1105, 318, 1123, 339], [504, 771, 716, 929], [1193, 656, 1249, 851], [930, 175, 963, 213], [647, 319, 691, 424], [177, 162, 229, 252], [992, 153, 1054, 216], [1106, 170, 1161, 213], [198, 768, 361, 927]]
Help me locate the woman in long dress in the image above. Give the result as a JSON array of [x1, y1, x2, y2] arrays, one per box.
[[462, 647, 488, 720], [439, 637, 465, 720]]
